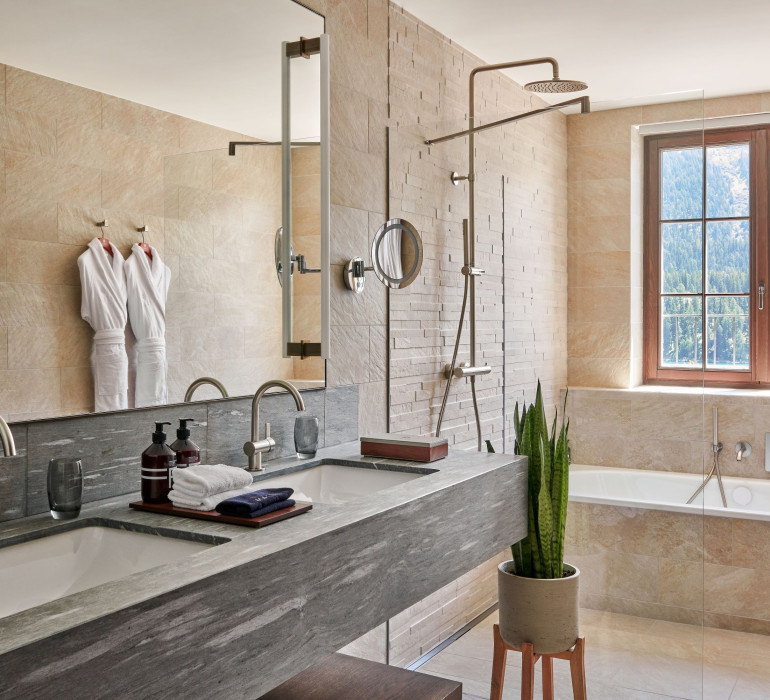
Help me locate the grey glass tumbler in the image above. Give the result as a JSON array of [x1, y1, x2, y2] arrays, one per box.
[[294, 416, 319, 458], [47, 458, 83, 519]]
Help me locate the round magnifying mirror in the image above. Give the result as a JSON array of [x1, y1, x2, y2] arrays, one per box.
[[370, 218, 423, 289], [274, 227, 294, 287]]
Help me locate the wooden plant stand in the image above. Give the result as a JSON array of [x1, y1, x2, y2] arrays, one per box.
[[490, 624, 586, 700]]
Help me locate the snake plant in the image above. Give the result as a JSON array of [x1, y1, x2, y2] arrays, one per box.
[[510, 382, 570, 579]]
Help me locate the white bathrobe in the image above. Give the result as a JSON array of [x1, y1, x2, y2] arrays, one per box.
[[78, 238, 129, 412], [125, 244, 171, 408]]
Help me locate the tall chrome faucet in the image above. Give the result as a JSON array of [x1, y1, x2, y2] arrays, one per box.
[[0, 415, 17, 457], [243, 380, 305, 472]]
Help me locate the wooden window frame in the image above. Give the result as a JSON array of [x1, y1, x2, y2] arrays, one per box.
[[643, 125, 770, 387]]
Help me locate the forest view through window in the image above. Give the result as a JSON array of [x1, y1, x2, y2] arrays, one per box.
[[644, 126, 770, 385]]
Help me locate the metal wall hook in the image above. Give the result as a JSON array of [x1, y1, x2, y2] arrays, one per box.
[[450, 172, 469, 186], [137, 225, 149, 243], [96, 219, 108, 229]]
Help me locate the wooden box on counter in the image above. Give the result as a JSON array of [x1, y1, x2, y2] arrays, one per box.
[[360, 433, 448, 463]]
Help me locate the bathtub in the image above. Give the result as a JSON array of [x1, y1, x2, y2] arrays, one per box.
[[569, 464, 770, 522]]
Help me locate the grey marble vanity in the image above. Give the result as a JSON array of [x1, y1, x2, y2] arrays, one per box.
[[0, 443, 527, 699]]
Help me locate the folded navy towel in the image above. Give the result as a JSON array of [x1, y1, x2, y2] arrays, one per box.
[[217, 498, 295, 519], [215, 487, 294, 516]]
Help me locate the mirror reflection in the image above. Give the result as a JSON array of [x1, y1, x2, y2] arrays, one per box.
[[0, 0, 325, 421]]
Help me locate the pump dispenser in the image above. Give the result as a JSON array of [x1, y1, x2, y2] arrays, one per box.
[[141, 421, 177, 503], [171, 418, 201, 471]]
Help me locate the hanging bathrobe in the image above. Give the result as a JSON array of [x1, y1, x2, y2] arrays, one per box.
[[78, 238, 129, 412], [125, 244, 171, 408]]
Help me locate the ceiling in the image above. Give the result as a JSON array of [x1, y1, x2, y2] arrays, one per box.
[[0, 0, 323, 140], [397, 0, 770, 110]]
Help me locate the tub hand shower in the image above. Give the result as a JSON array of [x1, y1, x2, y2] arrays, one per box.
[[686, 407, 727, 508]]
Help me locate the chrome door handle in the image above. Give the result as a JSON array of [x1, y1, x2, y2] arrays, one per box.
[[760, 283, 766, 310]]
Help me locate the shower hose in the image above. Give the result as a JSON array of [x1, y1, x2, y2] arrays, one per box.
[[435, 271, 483, 451]]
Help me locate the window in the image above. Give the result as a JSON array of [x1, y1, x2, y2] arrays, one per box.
[[644, 126, 770, 385]]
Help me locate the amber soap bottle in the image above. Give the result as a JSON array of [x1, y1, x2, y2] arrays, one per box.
[[170, 418, 201, 471], [141, 421, 177, 504]]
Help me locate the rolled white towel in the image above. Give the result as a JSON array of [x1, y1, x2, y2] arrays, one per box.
[[172, 464, 253, 499], [169, 485, 256, 512]]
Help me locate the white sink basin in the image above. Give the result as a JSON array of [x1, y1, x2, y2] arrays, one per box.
[[253, 463, 428, 505], [0, 526, 212, 620]]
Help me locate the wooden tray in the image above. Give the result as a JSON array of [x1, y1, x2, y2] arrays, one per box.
[[129, 500, 312, 527]]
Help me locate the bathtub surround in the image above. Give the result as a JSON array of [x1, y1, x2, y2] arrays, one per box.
[[566, 499, 770, 635], [568, 387, 770, 480]]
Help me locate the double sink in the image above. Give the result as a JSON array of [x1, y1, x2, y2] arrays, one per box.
[[0, 460, 434, 621]]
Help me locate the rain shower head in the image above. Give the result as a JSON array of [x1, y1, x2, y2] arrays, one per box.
[[525, 78, 588, 93]]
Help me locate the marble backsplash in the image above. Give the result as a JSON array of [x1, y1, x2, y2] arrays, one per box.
[[0, 384, 357, 522]]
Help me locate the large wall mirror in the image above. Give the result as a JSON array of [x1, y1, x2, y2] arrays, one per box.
[[0, 0, 328, 422]]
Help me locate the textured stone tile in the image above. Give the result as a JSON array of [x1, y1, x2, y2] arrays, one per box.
[[567, 358, 630, 388], [0, 106, 56, 156], [567, 107, 642, 148], [6, 239, 80, 286], [324, 384, 359, 447], [57, 120, 165, 180], [330, 142, 386, 212], [327, 325, 370, 386], [330, 81, 369, 153], [7, 324, 90, 370], [4, 151, 101, 206], [359, 380, 387, 435], [731, 519, 770, 570], [101, 171, 164, 216], [0, 423, 27, 521], [704, 516, 733, 566], [0, 368, 61, 418], [369, 325, 387, 382], [6, 66, 101, 127], [101, 94, 181, 148]]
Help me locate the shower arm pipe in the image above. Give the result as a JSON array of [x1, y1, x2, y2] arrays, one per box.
[[425, 96, 590, 146]]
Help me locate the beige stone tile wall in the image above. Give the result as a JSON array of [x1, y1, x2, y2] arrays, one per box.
[[566, 501, 770, 635], [568, 386, 770, 480], [567, 92, 770, 388], [388, 6, 568, 452], [0, 64, 310, 419]]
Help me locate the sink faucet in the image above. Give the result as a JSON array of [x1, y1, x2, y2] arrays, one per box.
[[243, 380, 305, 471], [184, 377, 229, 402], [0, 415, 17, 457]]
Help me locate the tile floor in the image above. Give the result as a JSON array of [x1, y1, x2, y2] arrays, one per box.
[[418, 608, 770, 699]]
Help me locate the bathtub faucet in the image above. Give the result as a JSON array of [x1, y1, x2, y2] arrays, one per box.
[[685, 407, 727, 508], [736, 441, 751, 461]]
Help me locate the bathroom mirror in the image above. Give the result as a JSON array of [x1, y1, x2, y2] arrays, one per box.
[[371, 219, 423, 289], [344, 218, 424, 293], [0, 0, 327, 422]]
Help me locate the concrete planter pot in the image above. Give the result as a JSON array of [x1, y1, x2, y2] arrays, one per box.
[[497, 561, 580, 655]]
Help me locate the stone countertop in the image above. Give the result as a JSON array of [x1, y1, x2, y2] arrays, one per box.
[[0, 441, 527, 699]]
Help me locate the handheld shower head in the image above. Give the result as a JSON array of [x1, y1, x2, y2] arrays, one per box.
[[525, 78, 587, 93]]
